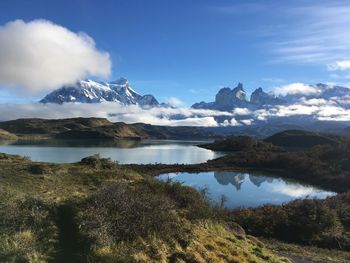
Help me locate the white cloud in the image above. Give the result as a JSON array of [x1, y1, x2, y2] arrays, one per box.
[[166, 97, 184, 107], [232, 107, 251, 115], [266, 2, 350, 71], [300, 98, 330, 106], [222, 118, 241, 126], [0, 102, 232, 127], [0, 97, 349, 126], [271, 184, 323, 198], [0, 19, 111, 94], [327, 60, 350, 71], [240, 119, 254, 125], [272, 83, 320, 96], [230, 118, 241, 126]]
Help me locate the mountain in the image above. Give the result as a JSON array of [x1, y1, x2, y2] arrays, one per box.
[[192, 83, 249, 110], [0, 118, 224, 140], [40, 78, 159, 107], [192, 82, 279, 111], [192, 82, 350, 111], [250, 87, 282, 106]]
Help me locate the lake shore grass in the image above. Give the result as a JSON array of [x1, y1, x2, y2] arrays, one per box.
[[0, 153, 293, 262], [1, 126, 350, 262]]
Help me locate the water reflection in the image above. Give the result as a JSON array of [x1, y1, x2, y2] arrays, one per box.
[[0, 139, 222, 164], [157, 171, 336, 209], [0, 139, 142, 148], [214, 172, 274, 190], [214, 172, 246, 190]]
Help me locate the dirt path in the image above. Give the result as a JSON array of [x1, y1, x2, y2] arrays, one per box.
[[53, 204, 88, 263]]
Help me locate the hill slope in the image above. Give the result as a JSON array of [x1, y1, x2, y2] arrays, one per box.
[[0, 129, 18, 140], [0, 118, 223, 140], [264, 130, 341, 148]]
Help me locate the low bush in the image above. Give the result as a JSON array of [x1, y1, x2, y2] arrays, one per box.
[[80, 154, 118, 169], [78, 182, 185, 246], [233, 196, 350, 250], [0, 190, 57, 262], [77, 178, 229, 249]]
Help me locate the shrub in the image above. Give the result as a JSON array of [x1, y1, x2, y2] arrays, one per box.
[[233, 198, 339, 248], [0, 191, 57, 262], [80, 154, 117, 169], [79, 183, 183, 245]]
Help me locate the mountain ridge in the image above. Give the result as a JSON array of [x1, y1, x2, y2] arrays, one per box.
[[192, 82, 350, 111], [40, 78, 160, 107]]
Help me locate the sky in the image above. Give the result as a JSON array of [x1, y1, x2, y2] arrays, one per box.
[[1, 0, 350, 105]]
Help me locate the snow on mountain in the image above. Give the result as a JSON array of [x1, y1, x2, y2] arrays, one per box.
[[250, 87, 282, 106], [192, 83, 250, 111], [192, 82, 350, 110], [40, 78, 159, 107]]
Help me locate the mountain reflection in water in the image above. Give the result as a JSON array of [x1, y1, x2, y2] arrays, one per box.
[[214, 172, 274, 190], [157, 171, 336, 209], [0, 139, 221, 164]]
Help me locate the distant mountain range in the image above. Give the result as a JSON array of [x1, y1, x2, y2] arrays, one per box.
[[41, 79, 350, 112], [40, 78, 160, 107], [39, 79, 350, 128], [192, 82, 350, 111]]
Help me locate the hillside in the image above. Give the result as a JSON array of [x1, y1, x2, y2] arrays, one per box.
[[0, 129, 18, 140], [204, 135, 350, 193], [199, 135, 283, 152], [264, 130, 341, 148], [0, 118, 223, 140]]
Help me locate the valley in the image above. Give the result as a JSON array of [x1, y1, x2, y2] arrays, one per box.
[[1, 121, 350, 262]]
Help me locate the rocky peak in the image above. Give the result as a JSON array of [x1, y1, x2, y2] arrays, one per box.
[[215, 83, 246, 104], [40, 78, 159, 107], [250, 87, 281, 106], [110, 77, 128, 86], [211, 83, 248, 110], [232, 82, 246, 100]]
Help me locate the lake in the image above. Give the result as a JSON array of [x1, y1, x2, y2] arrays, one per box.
[[157, 171, 336, 209], [0, 139, 222, 164]]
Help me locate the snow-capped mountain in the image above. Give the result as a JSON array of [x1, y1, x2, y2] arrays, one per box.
[[192, 83, 250, 111], [40, 78, 159, 107], [250, 87, 282, 106], [192, 82, 350, 110]]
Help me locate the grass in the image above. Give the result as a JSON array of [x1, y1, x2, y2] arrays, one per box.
[[263, 238, 350, 263], [86, 220, 291, 263], [1, 152, 349, 262], [0, 192, 58, 262], [0, 153, 289, 262]]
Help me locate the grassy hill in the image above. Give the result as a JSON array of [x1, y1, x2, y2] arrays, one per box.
[[264, 130, 342, 148], [199, 135, 283, 152], [0, 129, 17, 140], [0, 118, 223, 140], [0, 153, 288, 263]]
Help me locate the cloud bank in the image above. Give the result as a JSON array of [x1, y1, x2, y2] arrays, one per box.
[[0, 95, 349, 127], [0, 103, 234, 127], [0, 19, 111, 94], [328, 60, 350, 71], [272, 83, 320, 96]]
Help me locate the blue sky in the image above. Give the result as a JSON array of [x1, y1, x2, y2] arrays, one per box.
[[1, 0, 350, 105]]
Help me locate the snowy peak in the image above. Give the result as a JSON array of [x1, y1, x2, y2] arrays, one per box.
[[215, 83, 246, 104], [192, 82, 350, 111], [233, 83, 246, 100], [192, 83, 249, 111], [250, 87, 282, 106], [110, 77, 128, 86], [40, 78, 159, 107]]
